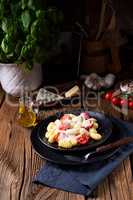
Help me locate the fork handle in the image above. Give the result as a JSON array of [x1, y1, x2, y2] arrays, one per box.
[[96, 137, 133, 153]]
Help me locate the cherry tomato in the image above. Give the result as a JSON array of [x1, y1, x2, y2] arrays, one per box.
[[58, 124, 70, 130], [105, 91, 113, 101], [120, 99, 128, 107], [111, 97, 120, 106], [128, 101, 133, 109], [77, 134, 90, 145]]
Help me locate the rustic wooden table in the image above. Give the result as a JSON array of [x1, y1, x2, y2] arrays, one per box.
[[0, 86, 133, 200]]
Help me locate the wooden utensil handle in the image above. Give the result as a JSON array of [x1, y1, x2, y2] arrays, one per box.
[[96, 137, 133, 153]]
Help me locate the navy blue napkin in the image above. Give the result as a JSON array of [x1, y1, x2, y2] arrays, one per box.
[[33, 118, 133, 196]]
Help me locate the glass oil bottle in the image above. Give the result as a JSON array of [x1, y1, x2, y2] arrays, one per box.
[[16, 88, 37, 127]]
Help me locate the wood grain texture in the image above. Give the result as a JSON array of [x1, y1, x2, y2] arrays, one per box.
[[0, 85, 133, 200], [0, 101, 32, 200]]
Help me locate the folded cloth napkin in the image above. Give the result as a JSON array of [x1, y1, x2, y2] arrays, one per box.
[[33, 118, 133, 196]]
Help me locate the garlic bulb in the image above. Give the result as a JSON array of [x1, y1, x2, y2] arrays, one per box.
[[104, 74, 116, 88]]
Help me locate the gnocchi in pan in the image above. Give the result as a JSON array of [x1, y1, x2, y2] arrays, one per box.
[[45, 112, 102, 149]]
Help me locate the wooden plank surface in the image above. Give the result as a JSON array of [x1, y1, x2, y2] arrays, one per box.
[[0, 88, 133, 200]]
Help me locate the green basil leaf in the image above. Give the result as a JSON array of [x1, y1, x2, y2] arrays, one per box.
[[2, 18, 14, 34], [21, 10, 31, 31], [36, 10, 45, 19], [30, 20, 39, 38], [1, 35, 14, 54], [21, 0, 27, 10], [28, 0, 35, 10], [20, 45, 29, 57]]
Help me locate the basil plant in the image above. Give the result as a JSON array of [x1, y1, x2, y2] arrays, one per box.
[[0, 0, 63, 70]]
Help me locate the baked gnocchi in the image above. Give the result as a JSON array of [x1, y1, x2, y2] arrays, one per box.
[[45, 112, 102, 148]]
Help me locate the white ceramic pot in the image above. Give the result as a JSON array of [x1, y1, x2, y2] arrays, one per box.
[[0, 63, 42, 96]]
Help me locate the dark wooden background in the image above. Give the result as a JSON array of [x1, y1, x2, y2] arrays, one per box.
[[43, 0, 133, 85]]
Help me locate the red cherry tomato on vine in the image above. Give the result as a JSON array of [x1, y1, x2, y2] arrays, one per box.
[[105, 91, 113, 101], [111, 97, 120, 106], [128, 101, 133, 109], [77, 134, 90, 145], [120, 99, 128, 107]]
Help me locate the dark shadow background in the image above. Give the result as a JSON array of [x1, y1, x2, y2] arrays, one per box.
[[43, 0, 84, 85], [43, 0, 133, 84]]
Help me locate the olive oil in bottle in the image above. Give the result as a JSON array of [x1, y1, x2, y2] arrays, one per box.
[[16, 89, 36, 127]]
